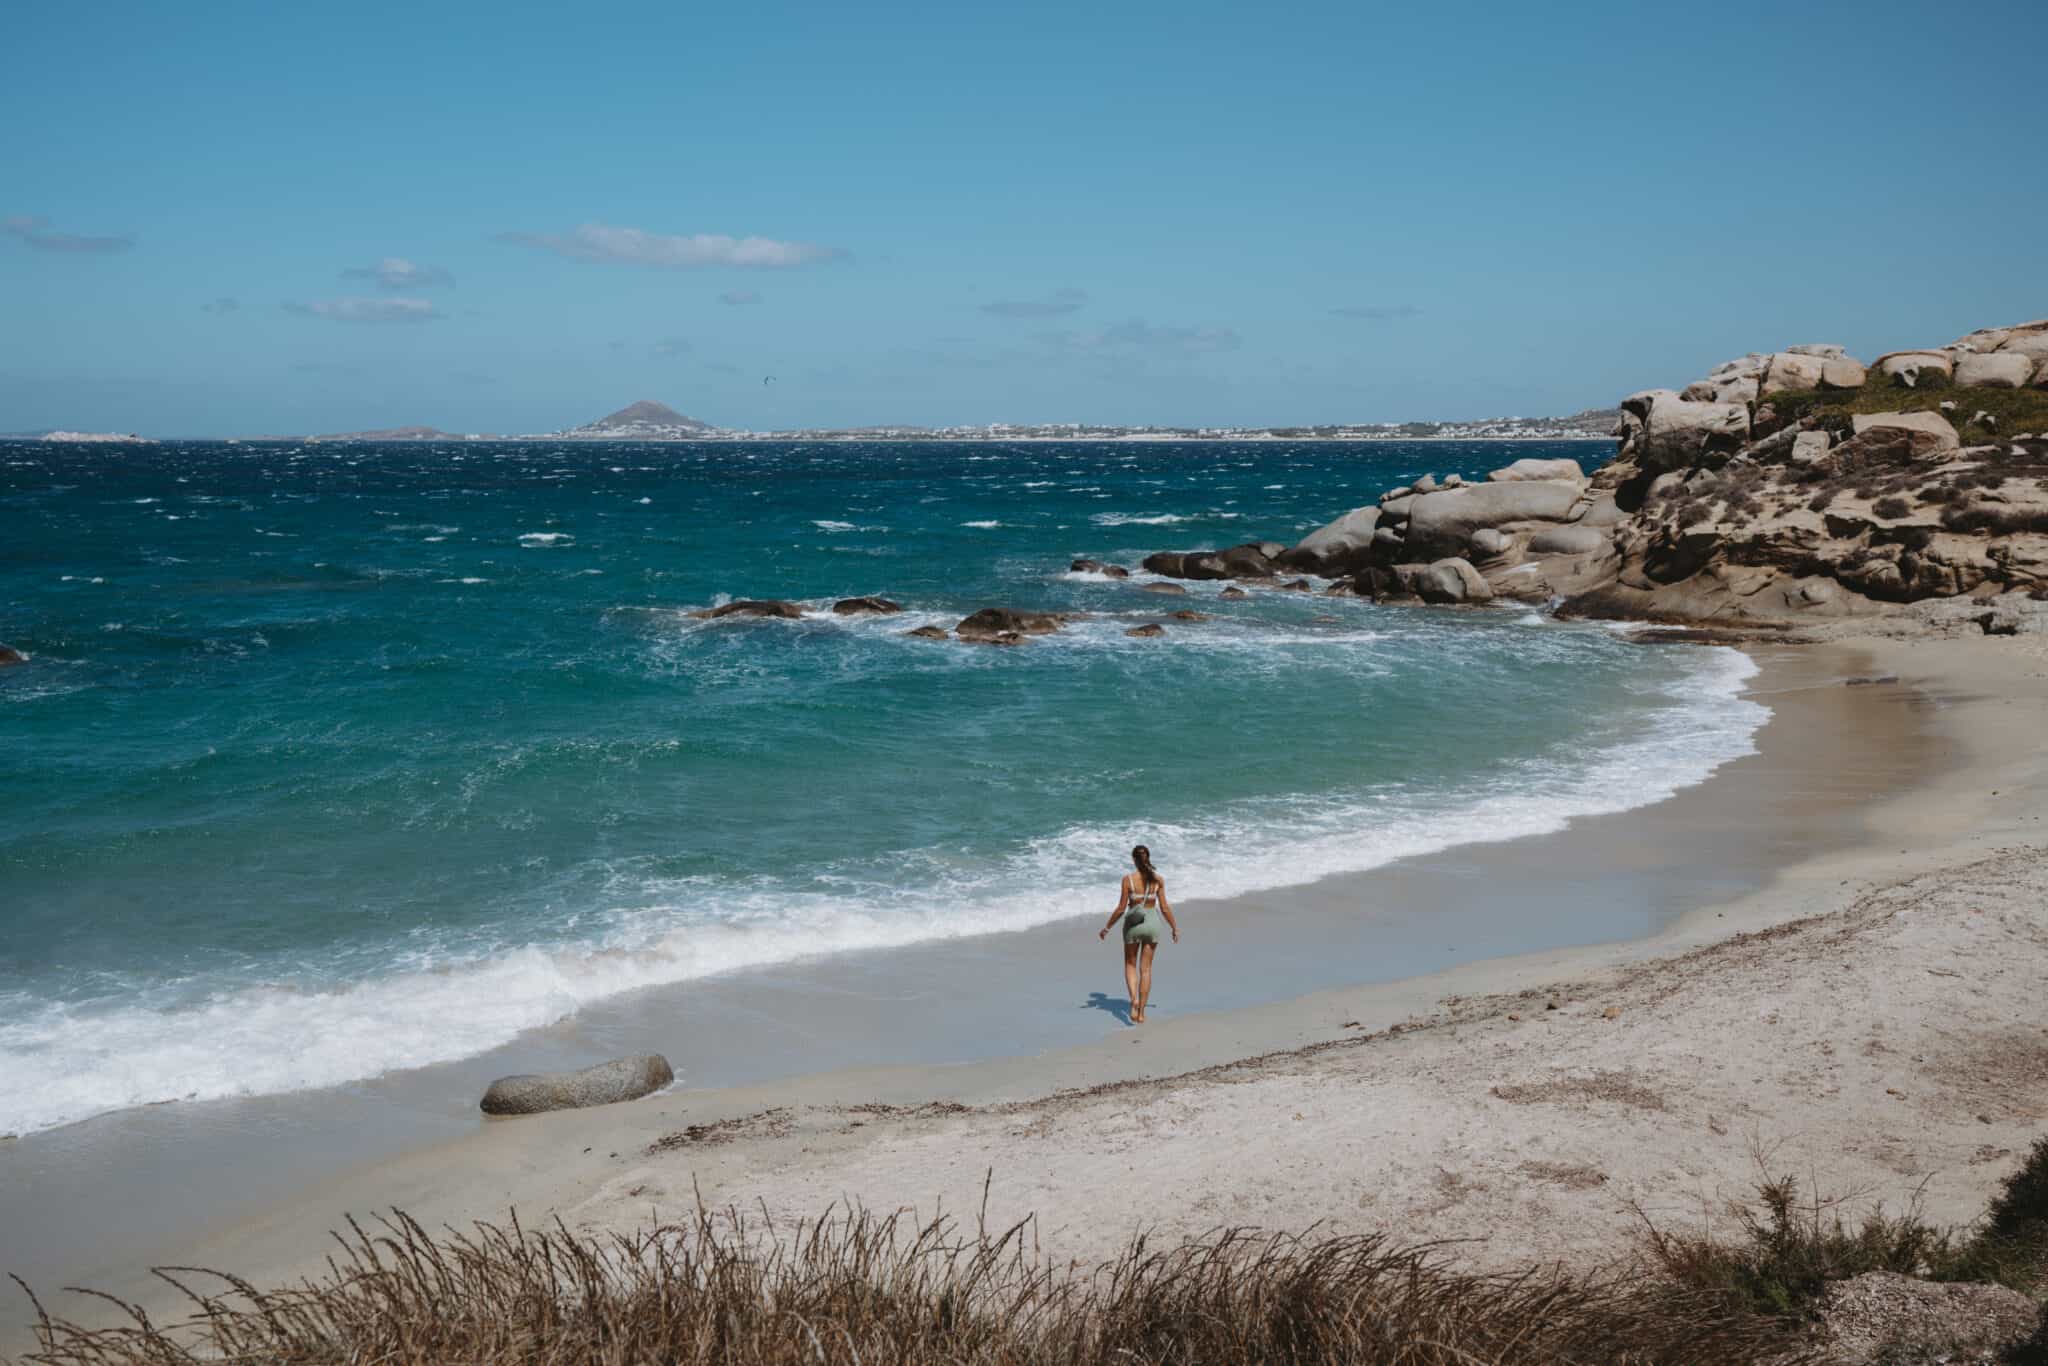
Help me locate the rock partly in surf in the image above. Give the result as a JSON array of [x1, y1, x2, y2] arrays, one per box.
[[691, 599, 804, 620], [1126, 623, 1166, 638], [0, 643, 25, 667], [1071, 558, 1131, 578], [955, 608, 1068, 640], [480, 1054, 674, 1116], [831, 596, 902, 615]]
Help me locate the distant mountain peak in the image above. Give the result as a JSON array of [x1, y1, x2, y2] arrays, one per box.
[[569, 400, 714, 436]]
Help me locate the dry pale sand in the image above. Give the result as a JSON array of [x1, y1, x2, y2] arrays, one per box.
[[9, 633, 2048, 1352]]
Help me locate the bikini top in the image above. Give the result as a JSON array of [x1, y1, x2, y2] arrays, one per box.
[[1126, 876, 1160, 908]]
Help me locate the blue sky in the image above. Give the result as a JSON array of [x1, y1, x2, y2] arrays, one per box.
[[4, 0, 2043, 435]]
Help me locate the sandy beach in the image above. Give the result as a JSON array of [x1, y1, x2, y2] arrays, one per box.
[[8, 628, 2046, 1355]]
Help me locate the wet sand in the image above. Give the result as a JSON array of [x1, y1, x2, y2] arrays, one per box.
[[1, 636, 1972, 1350]]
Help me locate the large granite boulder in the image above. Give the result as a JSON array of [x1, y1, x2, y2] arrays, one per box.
[[1396, 558, 1492, 604], [1278, 506, 1380, 574], [1398, 480, 1586, 558], [1851, 410, 1961, 452], [1955, 352, 2036, 389], [957, 607, 1067, 639], [1488, 457, 1584, 484], [481, 1055, 674, 1116], [1875, 351, 1954, 387], [1216, 543, 1280, 578], [692, 599, 804, 620], [1528, 525, 1612, 557], [1760, 352, 1829, 395], [1620, 390, 1751, 472], [1821, 357, 1867, 388]]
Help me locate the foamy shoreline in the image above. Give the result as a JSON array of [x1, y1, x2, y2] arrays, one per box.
[[13, 633, 2046, 1351]]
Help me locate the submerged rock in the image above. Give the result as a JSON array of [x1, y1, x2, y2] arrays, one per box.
[[1070, 558, 1131, 578], [1141, 582, 1188, 595], [480, 1055, 674, 1116], [903, 625, 949, 640], [1125, 623, 1166, 638], [0, 643, 25, 667]]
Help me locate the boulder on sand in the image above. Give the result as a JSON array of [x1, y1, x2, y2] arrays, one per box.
[[692, 599, 804, 620], [1488, 457, 1584, 484], [831, 596, 902, 615], [480, 1055, 673, 1116]]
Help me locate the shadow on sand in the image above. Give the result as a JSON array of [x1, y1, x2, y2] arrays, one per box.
[[1082, 990, 1132, 1026]]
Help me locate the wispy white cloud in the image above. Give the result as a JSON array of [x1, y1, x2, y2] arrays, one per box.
[[496, 222, 843, 269], [981, 287, 1087, 319], [719, 289, 762, 305], [284, 297, 442, 324], [342, 257, 455, 290], [1330, 304, 1421, 320], [652, 336, 693, 356], [4, 214, 134, 254], [1038, 318, 1240, 353], [201, 296, 240, 314]]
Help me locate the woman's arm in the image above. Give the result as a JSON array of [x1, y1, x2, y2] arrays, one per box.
[[1158, 883, 1180, 942], [1099, 879, 1131, 940]]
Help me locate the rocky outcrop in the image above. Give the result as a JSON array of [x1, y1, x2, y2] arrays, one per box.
[[692, 599, 804, 620], [1189, 319, 2048, 638], [831, 596, 902, 615], [480, 1055, 674, 1116], [1552, 320, 2048, 633]]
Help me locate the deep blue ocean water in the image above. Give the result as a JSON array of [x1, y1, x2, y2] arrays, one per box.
[[0, 438, 1764, 1136]]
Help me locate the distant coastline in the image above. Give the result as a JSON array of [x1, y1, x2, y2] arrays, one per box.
[[4, 398, 1622, 445]]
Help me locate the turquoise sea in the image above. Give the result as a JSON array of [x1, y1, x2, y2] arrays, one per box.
[[0, 438, 1764, 1138]]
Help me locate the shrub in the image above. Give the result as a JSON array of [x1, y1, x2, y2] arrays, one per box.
[[7, 1206, 1800, 1365], [1871, 496, 1911, 519]]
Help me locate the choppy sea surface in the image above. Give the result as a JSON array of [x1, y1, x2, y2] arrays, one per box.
[[0, 438, 1765, 1137]]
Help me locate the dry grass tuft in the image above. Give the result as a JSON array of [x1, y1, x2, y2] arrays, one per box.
[[7, 1201, 1804, 1365]]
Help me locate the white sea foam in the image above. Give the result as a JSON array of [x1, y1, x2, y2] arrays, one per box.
[[1091, 512, 1189, 526], [518, 532, 573, 547], [0, 649, 1767, 1137], [960, 520, 1004, 529]]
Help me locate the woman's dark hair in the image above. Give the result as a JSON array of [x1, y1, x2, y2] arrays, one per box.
[[1131, 845, 1161, 890]]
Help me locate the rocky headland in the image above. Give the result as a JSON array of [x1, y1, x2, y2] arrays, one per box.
[[1142, 320, 2048, 639]]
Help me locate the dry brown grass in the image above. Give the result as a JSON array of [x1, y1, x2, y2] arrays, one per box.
[[7, 1200, 1807, 1365]]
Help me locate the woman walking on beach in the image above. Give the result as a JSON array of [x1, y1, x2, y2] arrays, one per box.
[[1099, 845, 1179, 1023]]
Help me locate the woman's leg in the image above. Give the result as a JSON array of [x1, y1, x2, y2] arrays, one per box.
[[1122, 943, 1141, 1023], [1137, 943, 1157, 1019]]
